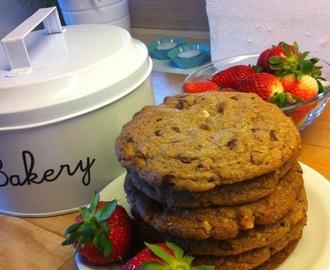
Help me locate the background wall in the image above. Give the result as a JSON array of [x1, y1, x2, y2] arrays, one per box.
[[5, 1, 327, 62], [129, 0, 209, 32], [206, 0, 330, 61], [0, 0, 210, 39]]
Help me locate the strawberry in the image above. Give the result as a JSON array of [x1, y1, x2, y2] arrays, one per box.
[[259, 41, 325, 90], [280, 74, 319, 125], [62, 192, 133, 265], [284, 104, 314, 125], [281, 74, 319, 101], [183, 81, 219, 93], [257, 42, 296, 74], [256, 48, 272, 69], [238, 72, 284, 103], [120, 242, 214, 270], [212, 65, 256, 89]]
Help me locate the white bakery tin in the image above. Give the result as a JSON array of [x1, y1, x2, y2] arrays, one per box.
[[0, 8, 154, 216]]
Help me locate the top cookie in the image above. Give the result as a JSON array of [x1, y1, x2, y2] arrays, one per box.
[[115, 92, 301, 191]]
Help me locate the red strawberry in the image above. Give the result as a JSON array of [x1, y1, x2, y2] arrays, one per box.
[[284, 101, 316, 126], [256, 48, 272, 68], [280, 74, 319, 125], [212, 65, 255, 89], [62, 192, 133, 265], [257, 42, 296, 74], [120, 242, 214, 270], [238, 73, 284, 102], [281, 74, 319, 101], [183, 81, 219, 93]]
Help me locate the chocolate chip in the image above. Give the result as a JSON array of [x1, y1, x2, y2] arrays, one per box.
[[227, 138, 237, 150], [175, 100, 184, 110], [270, 130, 279, 141], [207, 177, 217, 183], [162, 174, 175, 186], [219, 241, 233, 251], [217, 101, 226, 113], [197, 163, 206, 171], [125, 135, 134, 142], [251, 128, 259, 133], [171, 126, 181, 133], [199, 123, 211, 130]]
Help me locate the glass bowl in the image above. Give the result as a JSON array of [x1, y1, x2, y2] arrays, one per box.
[[183, 54, 330, 131]]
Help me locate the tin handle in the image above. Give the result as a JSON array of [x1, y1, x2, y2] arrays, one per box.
[[1, 7, 63, 76]]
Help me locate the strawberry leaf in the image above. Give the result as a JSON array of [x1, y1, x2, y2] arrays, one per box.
[[62, 224, 82, 246], [145, 242, 176, 265], [300, 51, 310, 59], [96, 200, 117, 222], [317, 80, 325, 93], [99, 220, 111, 234], [292, 41, 300, 55], [191, 267, 215, 270], [269, 56, 284, 65], [140, 261, 170, 270], [82, 222, 97, 242], [166, 242, 184, 261], [63, 222, 82, 238], [302, 60, 314, 74], [99, 231, 113, 258], [282, 42, 293, 57], [141, 242, 215, 270], [310, 57, 320, 65], [182, 254, 194, 266], [269, 92, 289, 107], [80, 206, 91, 219], [89, 191, 100, 215]]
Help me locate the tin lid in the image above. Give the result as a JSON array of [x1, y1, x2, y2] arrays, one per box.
[[0, 8, 151, 130]]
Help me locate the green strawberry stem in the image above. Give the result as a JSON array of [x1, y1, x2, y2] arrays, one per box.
[[270, 92, 307, 108], [62, 192, 116, 258], [140, 242, 214, 270], [269, 92, 288, 107]]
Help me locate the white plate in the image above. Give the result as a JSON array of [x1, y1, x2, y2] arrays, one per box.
[[76, 163, 330, 270]]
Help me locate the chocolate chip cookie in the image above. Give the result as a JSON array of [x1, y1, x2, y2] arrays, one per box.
[[116, 92, 301, 192], [191, 216, 306, 270], [126, 155, 298, 208], [125, 162, 304, 241], [132, 185, 307, 256]]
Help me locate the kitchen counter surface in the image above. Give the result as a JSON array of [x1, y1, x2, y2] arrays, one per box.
[[0, 71, 329, 270]]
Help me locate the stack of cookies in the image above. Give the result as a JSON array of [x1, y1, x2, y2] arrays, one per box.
[[115, 92, 307, 270]]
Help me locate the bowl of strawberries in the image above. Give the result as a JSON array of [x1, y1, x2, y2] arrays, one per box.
[[182, 42, 330, 131]]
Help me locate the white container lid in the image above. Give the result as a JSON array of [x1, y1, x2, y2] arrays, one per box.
[[0, 8, 151, 131]]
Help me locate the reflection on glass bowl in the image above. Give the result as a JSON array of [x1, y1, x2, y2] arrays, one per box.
[[182, 54, 330, 131]]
